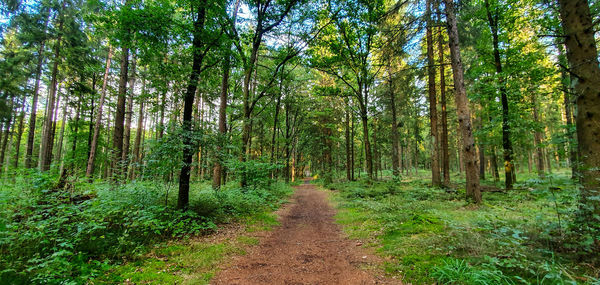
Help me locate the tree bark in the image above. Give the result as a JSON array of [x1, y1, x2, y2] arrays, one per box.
[[213, 57, 230, 190], [178, 1, 207, 209], [55, 96, 67, 167], [437, 17, 450, 186], [0, 99, 15, 173], [86, 46, 112, 179], [39, 15, 64, 171], [112, 46, 129, 180], [345, 106, 352, 180], [558, 0, 600, 221], [485, 0, 514, 189], [426, 0, 441, 187], [532, 92, 545, 178], [130, 74, 145, 180], [388, 69, 400, 178], [122, 54, 137, 176], [25, 36, 47, 169], [13, 101, 26, 168], [444, 0, 481, 203]]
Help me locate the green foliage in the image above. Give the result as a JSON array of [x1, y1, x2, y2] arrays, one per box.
[[329, 173, 598, 284], [226, 159, 283, 190], [0, 171, 293, 284], [432, 259, 515, 285]]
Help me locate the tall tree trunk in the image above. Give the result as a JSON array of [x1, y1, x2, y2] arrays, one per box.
[[491, 147, 500, 182], [438, 18, 450, 186], [213, 57, 230, 189], [55, 96, 67, 167], [70, 94, 82, 171], [270, 87, 282, 165], [345, 106, 352, 180], [112, 46, 129, 180], [13, 101, 26, 168], [178, 1, 207, 209], [86, 46, 112, 179], [388, 69, 400, 178], [241, 40, 261, 187], [25, 37, 47, 169], [158, 87, 167, 139], [351, 113, 355, 180], [557, 45, 578, 179], [479, 144, 486, 180], [532, 92, 545, 178], [0, 99, 15, 173], [426, 0, 441, 187], [360, 109, 373, 180], [122, 54, 137, 176], [485, 0, 514, 189], [131, 73, 145, 180], [372, 119, 379, 180], [39, 13, 64, 171], [444, 0, 481, 203], [87, 73, 96, 159]]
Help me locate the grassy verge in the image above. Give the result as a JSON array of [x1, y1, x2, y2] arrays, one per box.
[[96, 211, 281, 284], [327, 171, 599, 284], [0, 172, 294, 284]]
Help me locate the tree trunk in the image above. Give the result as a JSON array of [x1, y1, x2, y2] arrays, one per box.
[[558, 45, 578, 179], [372, 119, 379, 180], [360, 111, 373, 180], [0, 99, 15, 173], [444, 0, 481, 203], [39, 14, 64, 171], [532, 92, 545, 178], [485, 0, 514, 189], [130, 75, 145, 180], [426, 0, 441, 187], [122, 53, 137, 176], [479, 144, 485, 180], [438, 18, 450, 186], [55, 96, 67, 167], [86, 46, 112, 179], [178, 1, 207, 209], [351, 113, 355, 180], [25, 37, 47, 169], [112, 45, 129, 181], [491, 147, 500, 182], [213, 57, 230, 189], [388, 70, 400, 178], [13, 102, 26, 168], [345, 106, 352, 180]]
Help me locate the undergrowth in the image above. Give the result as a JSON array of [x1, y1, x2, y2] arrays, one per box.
[[328, 170, 600, 284], [0, 172, 293, 284]]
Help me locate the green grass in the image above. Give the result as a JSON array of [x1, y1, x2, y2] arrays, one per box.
[[97, 220, 269, 284], [328, 170, 599, 284], [99, 206, 282, 284], [0, 171, 294, 284]]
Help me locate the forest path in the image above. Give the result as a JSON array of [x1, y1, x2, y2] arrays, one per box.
[[212, 180, 399, 285]]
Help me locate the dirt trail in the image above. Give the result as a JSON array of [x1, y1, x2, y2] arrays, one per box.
[[213, 181, 399, 285]]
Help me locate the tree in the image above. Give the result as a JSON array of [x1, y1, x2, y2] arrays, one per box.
[[556, 0, 600, 246], [38, 1, 67, 171], [484, 0, 514, 189], [86, 46, 112, 179], [426, 0, 441, 187], [443, 0, 481, 203]]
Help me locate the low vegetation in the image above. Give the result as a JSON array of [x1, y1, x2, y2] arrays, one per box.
[[0, 172, 293, 284], [326, 170, 599, 284]]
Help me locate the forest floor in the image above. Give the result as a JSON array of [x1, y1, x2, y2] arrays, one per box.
[[213, 180, 400, 284]]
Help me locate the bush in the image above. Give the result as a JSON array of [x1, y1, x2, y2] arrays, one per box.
[[0, 173, 293, 284]]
